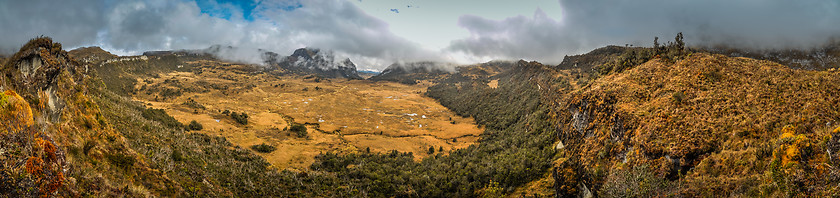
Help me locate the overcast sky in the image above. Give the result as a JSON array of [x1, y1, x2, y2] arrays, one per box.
[[2, 0, 839, 71]]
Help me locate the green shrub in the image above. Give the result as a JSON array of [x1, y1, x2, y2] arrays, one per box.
[[672, 91, 686, 104], [141, 107, 183, 128], [250, 143, 277, 153], [171, 149, 184, 162], [599, 48, 654, 75], [289, 124, 307, 138], [182, 98, 205, 110], [83, 140, 95, 155], [654, 32, 687, 62], [159, 88, 182, 99], [106, 152, 136, 170], [187, 120, 203, 131], [702, 70, 723, 83], [231, 112, 249, 125]]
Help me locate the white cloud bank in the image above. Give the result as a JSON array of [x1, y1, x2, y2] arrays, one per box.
[[448, 0, 840, 64], [2, 0, 840, 68]]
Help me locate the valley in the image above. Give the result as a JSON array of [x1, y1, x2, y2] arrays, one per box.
[[130, 59, 482, 169]]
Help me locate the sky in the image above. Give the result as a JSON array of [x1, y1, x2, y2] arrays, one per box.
[[2, 0, 840, 71]]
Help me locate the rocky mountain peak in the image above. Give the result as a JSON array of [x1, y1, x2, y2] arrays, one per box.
[[291, 48, 320, 60], [1, 37, 87, 123], [276, 48, 361, 79]]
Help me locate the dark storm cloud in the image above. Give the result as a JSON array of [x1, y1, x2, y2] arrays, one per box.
[[0, 0, 106, 54], [449, 0, 840, 64]]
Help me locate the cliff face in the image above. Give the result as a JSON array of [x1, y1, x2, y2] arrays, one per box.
[[1, 37, 92, 126]]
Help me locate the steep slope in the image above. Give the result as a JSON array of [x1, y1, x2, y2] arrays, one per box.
[[0, 37, 182, 197], [550, 52, 840, 197]]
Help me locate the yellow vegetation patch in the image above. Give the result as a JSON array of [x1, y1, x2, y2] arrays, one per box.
[[487, 79, 499, 88], [0, 90, 34, 129], [774, 125, 809, 167]]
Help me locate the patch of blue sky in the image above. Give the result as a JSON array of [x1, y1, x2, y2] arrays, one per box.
[[196, 0, 302, 21], [196, 0, 253, 20], [196, 0, 303, 21]]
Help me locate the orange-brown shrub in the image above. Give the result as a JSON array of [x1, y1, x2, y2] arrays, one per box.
[[25, 156, 44, 175]]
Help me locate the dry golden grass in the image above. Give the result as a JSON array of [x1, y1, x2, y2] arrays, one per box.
[[554, 52, 840, 196], [133, 60, 482, 170], [487, 79, 499, 88]]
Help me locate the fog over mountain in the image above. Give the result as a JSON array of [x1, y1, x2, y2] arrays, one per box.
[[449, 0, 840, 63], [2, 0, 839, 70]]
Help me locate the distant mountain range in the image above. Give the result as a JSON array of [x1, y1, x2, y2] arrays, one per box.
[[142, 46, 364, 79], [700, 42, 840, 70], [369, 61, 453, 84]]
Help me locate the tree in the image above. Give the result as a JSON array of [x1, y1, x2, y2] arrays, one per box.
[[675, 32, 685, 51], [653, 37, 662, 55], [428, 146, 435, 154]]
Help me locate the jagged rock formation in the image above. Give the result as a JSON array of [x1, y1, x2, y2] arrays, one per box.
[[270, 48, 362, 79], [0, 37, 86, 123], [200, 45, 362, 79]]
